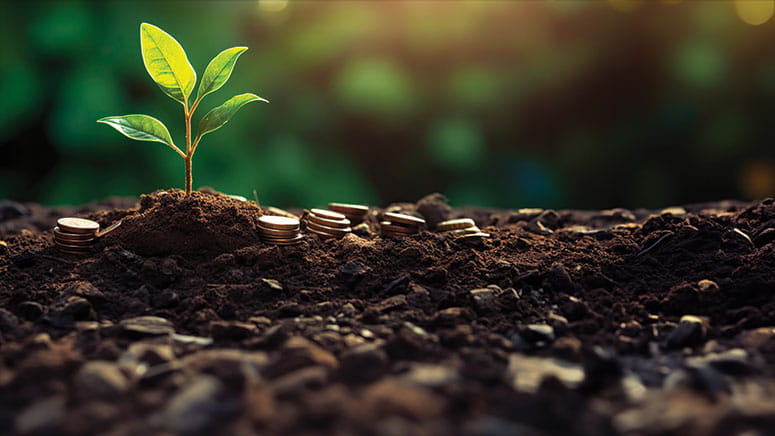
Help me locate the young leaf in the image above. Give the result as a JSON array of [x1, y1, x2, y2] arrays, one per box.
[[140, 23, 197, 105], [197, 93, 268, 139], [196, 47, 248, 102], [97, 114, 185, 157]]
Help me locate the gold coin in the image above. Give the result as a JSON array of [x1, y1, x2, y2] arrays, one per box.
[[450, 227, 482, 235], [456, 232, 491, 239], [328, 203, 369, 216], [305, 220, 351, 236], [309, 208, 347, 221], [57, 247, 91, 254], [262, 235, 304, 245], [259, 226, 300, 238], [54, 227, 97, 241], [54, 237, 95, 247], [57, 217, 99, 234], [436, 218, 476, 232], [383, 212, 425, 227], [306, 227, 341, 239], [379, 221, 417, 234], [95, 221, 122, 238], [258, 215, 300, 230], [306, 213, 350, 229], [55, 240, 94, 249]]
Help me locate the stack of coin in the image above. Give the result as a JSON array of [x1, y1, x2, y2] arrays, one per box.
[[436, 218, 491, 240], [302, 209, 352, 239], [258, 216, 303, 246], [54, 217, 99, 254], [328, 203, 369, 225], [380, 212, 426, 238]]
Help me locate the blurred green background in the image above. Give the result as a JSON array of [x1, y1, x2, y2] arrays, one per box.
[[1, 0, 774, 209]]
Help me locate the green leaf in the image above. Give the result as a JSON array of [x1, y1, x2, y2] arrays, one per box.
[[97, 114, 184, 157], [197, 93, 268, 139], [140, 22, 196, 105], [196, 47, 248, 102]]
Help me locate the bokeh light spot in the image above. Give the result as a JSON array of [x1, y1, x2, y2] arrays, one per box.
[[258, 0, 288, 13], [607, 0, 643, 13], [672, 40, 725, 89], [334, 58, 416, 119], [740, 160, 775, 199], [427, 118, 485, 171], [735, 0, 774, 26]]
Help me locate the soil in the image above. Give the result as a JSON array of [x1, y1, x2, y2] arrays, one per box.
[[1, 189, 774, 435]]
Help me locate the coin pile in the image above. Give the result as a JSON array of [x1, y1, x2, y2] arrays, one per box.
[[435, 218, 490, 240], [380, 212, 426, 238], [303, 209, 352, 239], [54, 217, 99, 254], [328, 203, 369, 225], [258, 216, 304, 246]]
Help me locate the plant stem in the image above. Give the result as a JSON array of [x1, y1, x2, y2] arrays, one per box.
[[184, 101, 193, 195], [185, 155, 192, 194]]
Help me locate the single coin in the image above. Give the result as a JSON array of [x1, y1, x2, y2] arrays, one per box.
[[259, 215, 300, 230], [95, 220, 122, 238], [328, 203, 369, 216], [436, 218, 476, 232], [383, 212, 425, 227], [450, 227, 482, 235], [57, 217, 99, 234], [306, 227, 341, 239], [54, 227, 97, 241], [57, 247, 91, 254], [309, 208, 347, 221], [259, 226, 300, 238], [55, 240, 94, 249], [306, 213, 350, 229], [305, 220, 351, 236], [379, 221, 416, 234], [262, 234, 304, 245], [456, 232, 491, 239], [54, 236, 94, 245]]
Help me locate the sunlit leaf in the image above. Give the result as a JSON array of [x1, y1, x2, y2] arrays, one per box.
[[196, 47, 248, 102], [197, 93, 268, 139], [97, 114, 184, 156], [140, 22, 196, 104]]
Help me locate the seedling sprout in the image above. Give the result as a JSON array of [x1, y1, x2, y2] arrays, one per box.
[[98, 23, 268, 194]]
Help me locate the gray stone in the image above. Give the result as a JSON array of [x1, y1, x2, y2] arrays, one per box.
[[508, 354, 584, 393], [470, 287, 499, 313], [155, 375, 234, 433], [512, 324, 555, 349], [16, 301, 44, 321], [119, 316, 174, 336], [401, 363, 459, 389], [75, 361, 130, 398], [45, 296, 95, 327], [0, 308, 19, 332], [15, 395, 65, 434], [209, 320, 258, 340], [665, 315, 707, 349], [339, 343, 388, 383]]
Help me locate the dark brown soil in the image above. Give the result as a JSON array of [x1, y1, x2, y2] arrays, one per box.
[[1, 190, 774, 435]]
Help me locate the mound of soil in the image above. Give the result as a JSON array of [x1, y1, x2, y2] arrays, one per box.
[[101, 189, 264, 257], [0, 191, 774, 435]]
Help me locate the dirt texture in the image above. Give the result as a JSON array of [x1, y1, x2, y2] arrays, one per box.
[[1, 190, 774, 435]]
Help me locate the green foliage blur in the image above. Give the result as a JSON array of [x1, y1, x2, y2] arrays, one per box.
[[1, 0, 774, 209]]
